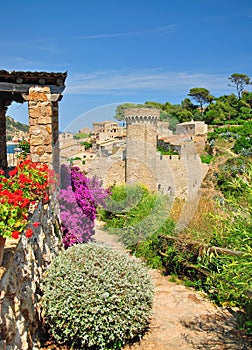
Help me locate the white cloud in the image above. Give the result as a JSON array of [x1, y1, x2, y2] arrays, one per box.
[[72, 24, 178, 40], [66, 68, 233, 97]]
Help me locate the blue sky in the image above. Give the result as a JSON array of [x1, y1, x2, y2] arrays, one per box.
[[2, 0, 252, 131]]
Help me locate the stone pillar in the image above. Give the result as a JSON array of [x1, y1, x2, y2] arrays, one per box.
[[0, 103, 8, 169], [124, 108, 160, 191], [27, 86, 60, 171]]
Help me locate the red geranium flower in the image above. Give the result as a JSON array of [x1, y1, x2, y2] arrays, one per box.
[[0, 160, 52, 239], [9, 168, 18, 177], [26, 228, 33, 238], [12, 231, 20, 239]]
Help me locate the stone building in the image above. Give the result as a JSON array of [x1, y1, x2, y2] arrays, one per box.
[[59, 132, 83, 163], [175, 120, 208, 154], [93, 120, 118, 133], [0, 69, 67, 171], [93, 120, 126, 142], [89, 108, 206, 199], [79, 127, 92, 135], [176, 120, 208, 136]]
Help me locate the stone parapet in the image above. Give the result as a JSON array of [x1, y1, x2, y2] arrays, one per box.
[[124, 108, 160, 126], [0, 197, 63, 349]]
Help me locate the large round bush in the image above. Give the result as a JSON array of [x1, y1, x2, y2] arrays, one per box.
[[42, 243, 154, 349]]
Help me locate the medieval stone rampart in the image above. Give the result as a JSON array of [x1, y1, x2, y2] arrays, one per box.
[[89, 154, 126, 187], [157, 154, 203, 197]]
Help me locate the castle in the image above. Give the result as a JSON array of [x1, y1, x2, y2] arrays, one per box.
[[88, 108, 208, 200]]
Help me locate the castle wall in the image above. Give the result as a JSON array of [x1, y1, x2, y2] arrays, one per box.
[[156, 155, 188, 198], [88, 155, 125, 188], [156, 153, 205, 232], [156, 154, 203, 198], [193, 135, 207, 154]]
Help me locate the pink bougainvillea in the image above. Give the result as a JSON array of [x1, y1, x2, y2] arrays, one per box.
[[59, 165, 110, 248]]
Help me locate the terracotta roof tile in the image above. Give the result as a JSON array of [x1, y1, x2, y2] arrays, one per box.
[[0, 69, 67, 86]]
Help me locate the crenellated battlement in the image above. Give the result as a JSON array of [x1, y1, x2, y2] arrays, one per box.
[[124, 108, 160, 126]]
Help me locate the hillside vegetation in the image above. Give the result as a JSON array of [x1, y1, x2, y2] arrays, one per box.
[[6, 116, 29, 141]]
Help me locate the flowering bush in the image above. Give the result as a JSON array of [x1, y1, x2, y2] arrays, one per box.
[[0, 159, 55, 239], [59, 165, 109, 248], [42, 243, 153, 349]]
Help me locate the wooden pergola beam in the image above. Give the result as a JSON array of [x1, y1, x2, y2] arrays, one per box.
[[0, 82, 65, 94]]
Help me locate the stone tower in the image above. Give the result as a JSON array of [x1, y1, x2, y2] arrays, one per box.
[[124, 107, 160, 191]]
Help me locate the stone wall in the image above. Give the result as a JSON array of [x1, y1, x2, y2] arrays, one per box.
[[193, 135, 207, 154], [156, 154, 203, 198], [89, 151, 206, 201], [0, 198, 63, 350], [89, 155, 125, 188]]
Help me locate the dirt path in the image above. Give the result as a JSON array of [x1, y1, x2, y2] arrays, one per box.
[[93, 222, 252, 350]]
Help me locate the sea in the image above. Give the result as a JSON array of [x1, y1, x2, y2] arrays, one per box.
[[7, 144, 21, 154]]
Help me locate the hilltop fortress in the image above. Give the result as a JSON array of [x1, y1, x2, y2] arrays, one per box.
[[87, 108, 208, 199]]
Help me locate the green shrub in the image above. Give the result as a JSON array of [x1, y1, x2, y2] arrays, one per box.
[[42, 243, 154, 349], [81, 141, 92, 149], [74, 132, 89, 139], [157, 145, 179, 155], [99, 184, 173, 247], [200, 154, 213, 164], [233, 135, 252, 154]]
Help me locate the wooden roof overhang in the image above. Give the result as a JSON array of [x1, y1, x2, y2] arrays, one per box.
[[0, 70, 67, 103]]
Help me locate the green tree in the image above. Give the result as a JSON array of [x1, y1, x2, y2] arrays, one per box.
[[241, 91, 252, 109], [176, 109, 194, 123], [205, 96, 238, 124], [114, 103, 145, 121], [188, 87, 214, 114], [181, 97, 195, 111], [228, 73, 251, 99], [144, 101, 163, 109]]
